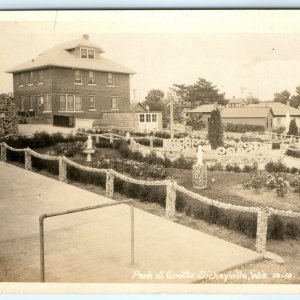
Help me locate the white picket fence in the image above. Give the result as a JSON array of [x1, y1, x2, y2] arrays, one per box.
[[1, 141, 300, 254]]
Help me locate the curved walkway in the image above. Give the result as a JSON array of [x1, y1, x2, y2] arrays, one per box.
[[0, 162, 262, 283]]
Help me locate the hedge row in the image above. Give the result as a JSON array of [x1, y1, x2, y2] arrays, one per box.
[[3, 131, 86, 149], [224, 123, 265, 133]]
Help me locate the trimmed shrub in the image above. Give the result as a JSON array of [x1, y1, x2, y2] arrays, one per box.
[[208, 109, 223, 149], [6, 148, 24, 164], [267, 215, 284, 240], [31, 156, 59, 175], [224, 123, 265, 133], [265, 160, 287, 173]]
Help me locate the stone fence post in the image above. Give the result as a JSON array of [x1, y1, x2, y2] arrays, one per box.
[[110, 133, 113, 144], [255, 208, 271, 253], [0, 143, 7, 162], [95, 135, 99, 143], [166, 180, 177, 219], [149, 136, 154, 148], [24, 149, 32, 171], [59, 157, 67, 182], [106, 169, 114, 198]]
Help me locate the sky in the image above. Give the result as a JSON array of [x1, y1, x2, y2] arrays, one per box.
[[2, 10, 300, 102]]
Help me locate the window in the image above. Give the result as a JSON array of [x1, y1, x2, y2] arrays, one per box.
[[59, 95, 66, 111], [38, 70, 43, 83], [88, 71, 95, 84], [140, 114, 145, 122], [152, 114, 157, 122], [80, 48, 87, 58], [19, 73, 24, 84], [29, 96, 34, 109], [75, 95, 82, 111], [20, 96, 25, 110], [88, 50, 95, 59], [111, 97, 118, 109], [67, 95, 74, 111], [44, 95, 52, 111], [89, 95, 95, 110], [146, 114, 151, 122], [74, 70, 82, 84], [107, 73, 114, 86], [60, 95, 82, 111], [29, 71, 34, 84]]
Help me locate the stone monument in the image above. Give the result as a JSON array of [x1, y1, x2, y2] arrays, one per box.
[[192, 145, 207, 189], [83, 135, 95, 162]]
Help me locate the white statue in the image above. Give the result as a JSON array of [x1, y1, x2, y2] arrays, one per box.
[[83, 135, 95, 162], [85, 135, 93, 150], [197, 145, 204, 165]]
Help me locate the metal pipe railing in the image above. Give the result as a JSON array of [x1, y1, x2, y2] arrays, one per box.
[[39, 199, 134, 282]]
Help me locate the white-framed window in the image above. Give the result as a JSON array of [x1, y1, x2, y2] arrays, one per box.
[[107, 73, 114, 86], [111, 97, 118, 109], [29, 71, 34, 84], [19, 73, 25, 84], [89, 95, 95, 110], [152, 114, 157, 122], [88, 71, 95, 84], [140, 114, 145, 122], [43, 95, 52, 112], [59, 94, 82, 112], [80, 48, 95, 59], [80, 48, 87, 58], [146, 114, 151, 122], [88, 49, 95, 59], [75, 95, 82, 111], [74, 70, 82, 84], [59, 95, 67, 111], [38, 70, 43, 83], [20, 95, 25, 110], [29, 95, 34, 109]]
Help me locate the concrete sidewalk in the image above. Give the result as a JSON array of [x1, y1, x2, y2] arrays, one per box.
[[0, 162, 262, 283]]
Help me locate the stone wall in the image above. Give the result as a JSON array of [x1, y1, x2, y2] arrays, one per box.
[[0, 94, 18, 137]]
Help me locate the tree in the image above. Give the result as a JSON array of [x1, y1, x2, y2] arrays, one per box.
[[287, 119, 299, 136], [172, 78, 226, 106], [208, 108, 223, 149], [143, 89, 165, 111], [274, 90, 291, 104], [290, 85, 300, 109]]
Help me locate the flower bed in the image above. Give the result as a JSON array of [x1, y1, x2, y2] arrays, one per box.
[[47, 141, 85, 157], [97, 156, 168, 179]]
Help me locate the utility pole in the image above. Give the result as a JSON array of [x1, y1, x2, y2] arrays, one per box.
[[167, 91, 175, 140]]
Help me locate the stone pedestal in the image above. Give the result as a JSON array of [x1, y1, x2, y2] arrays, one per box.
[[192, 164, 207, 189], [83, 149, 95, 162]]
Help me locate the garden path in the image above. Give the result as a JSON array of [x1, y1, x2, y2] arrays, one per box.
[[0, 162, 262, 283]]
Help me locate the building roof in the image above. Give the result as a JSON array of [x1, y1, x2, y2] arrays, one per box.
[[221, 107, 274, 118], [228, 97, 246, 104], [247, 102, 300, 117], [130, 102, 148, 112], [186, 104, 217, 114], [6, 36, 135, 74]]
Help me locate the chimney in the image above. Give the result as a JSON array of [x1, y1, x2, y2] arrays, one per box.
[[82, 34, 89, 40], [287, 100, 290, 106]]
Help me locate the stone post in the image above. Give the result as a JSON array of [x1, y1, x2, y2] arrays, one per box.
[[95, 135, 99, 143], [192, 164, 208, 189], [59, 157, 67, 182], [0, 143, 7, 162], [166, 180, 177, 219], [110, 133, 113, 144], [149, 136, 154, 148], [106, 169, 114, 198], [24, 149, 32, 171], [255, 208, 270, 253]]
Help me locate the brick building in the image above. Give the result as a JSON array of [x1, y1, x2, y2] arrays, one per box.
[[6, 34, 134, 121]]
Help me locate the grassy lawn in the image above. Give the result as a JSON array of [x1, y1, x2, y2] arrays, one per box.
[[170, 169, 300, 212]]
